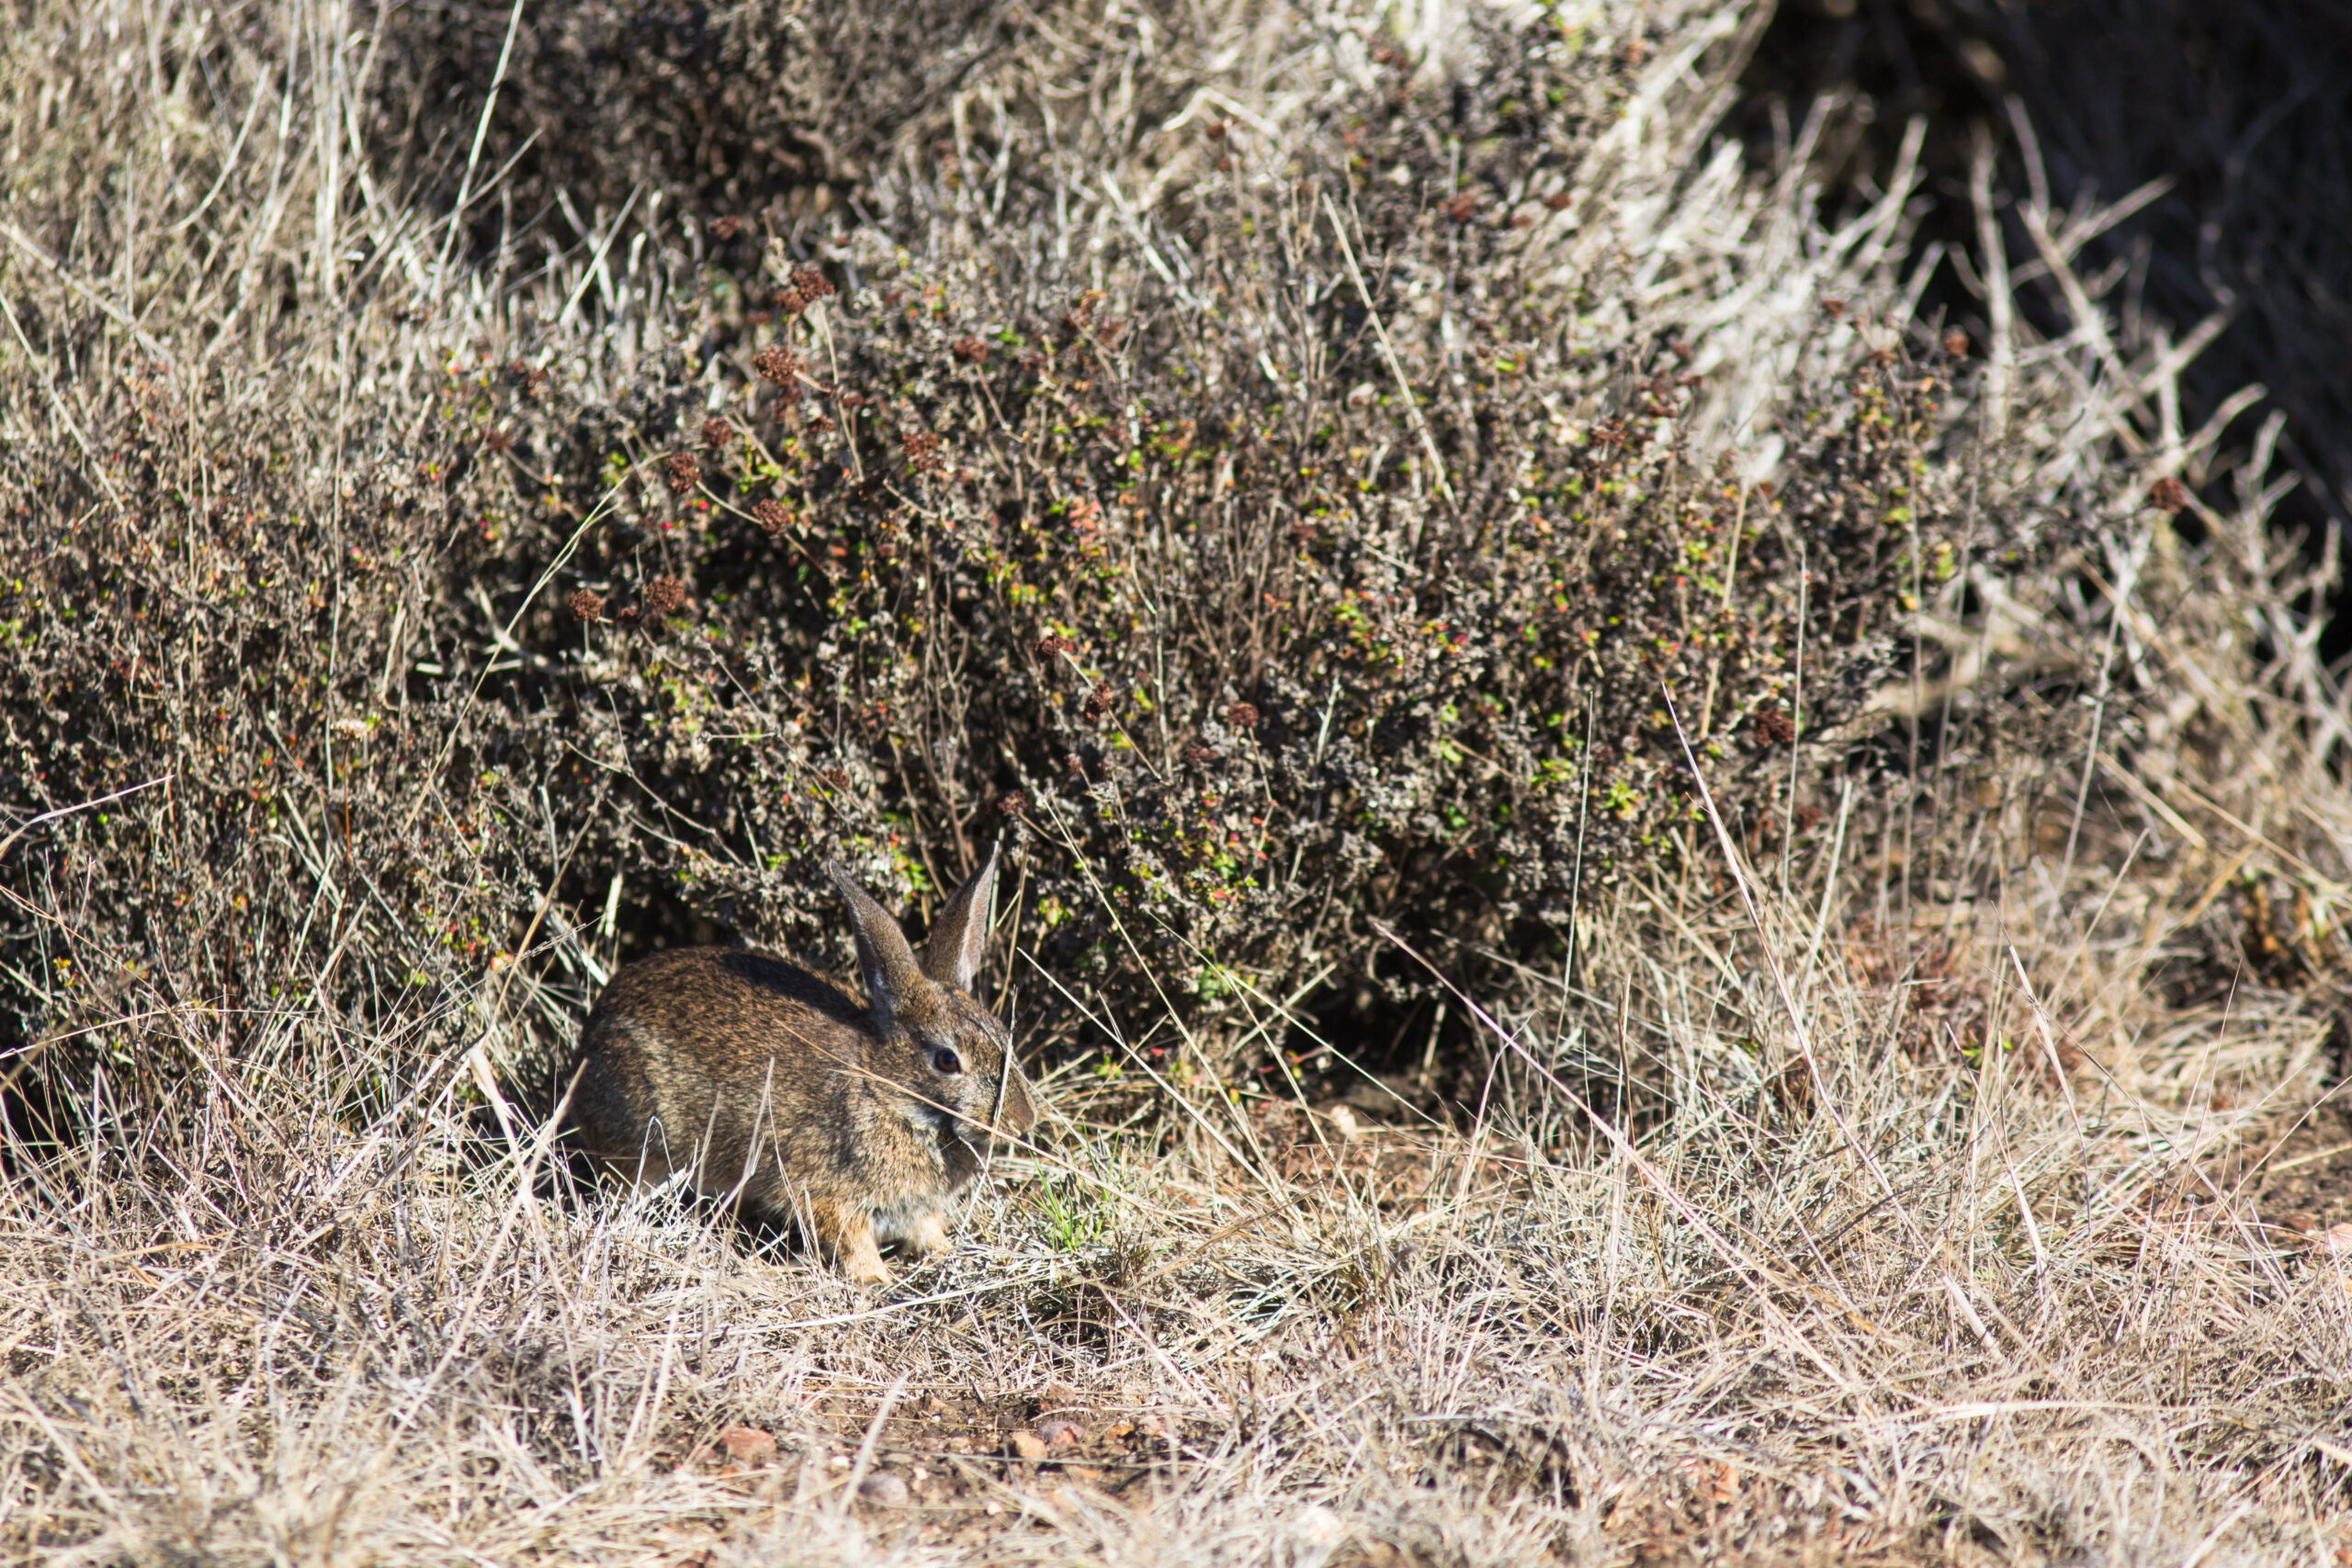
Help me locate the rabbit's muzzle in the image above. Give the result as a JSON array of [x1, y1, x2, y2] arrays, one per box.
[[958, 1082, 1036, 1157], [957, 1065, 1036, 1161], [899, 1068, 1031, 1187]]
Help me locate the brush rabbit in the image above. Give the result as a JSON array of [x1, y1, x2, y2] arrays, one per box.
[[567, 842, 1034, 1284]]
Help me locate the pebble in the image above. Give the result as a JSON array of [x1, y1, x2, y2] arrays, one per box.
[[858, 1472, 911, 1506], [718, 1427, 776, 1465], [1006, 1430, 1050, 1461], [1294, 1505, 1348, 1547], [1038, 1416, 1085, 1450]]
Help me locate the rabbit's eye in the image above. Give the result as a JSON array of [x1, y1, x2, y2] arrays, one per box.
[[931, 1046, 965, 1076]]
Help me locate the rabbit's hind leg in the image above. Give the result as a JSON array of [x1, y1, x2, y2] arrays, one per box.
[[808, 1195, 891, 1286]]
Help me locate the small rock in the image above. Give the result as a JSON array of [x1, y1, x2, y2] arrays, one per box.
[[1007, 1430, 1050, 1461], [1038, 1416, 1085, 1450], [824, 1452, 850, 1472], [1294, 1504, 1348, 1547], [1327, 1105, 1362, 1142], [718, 1427, 776, 1465], [2315, 1222, 2352, 1256], [858, 1472, 911, 1506]]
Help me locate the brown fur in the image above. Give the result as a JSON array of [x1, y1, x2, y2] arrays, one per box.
[[566, 845, 1035, 1284]]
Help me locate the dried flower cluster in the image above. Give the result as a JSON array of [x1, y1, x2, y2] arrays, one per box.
[[777, 265, 835, 315], [752, 344, 800, 393]]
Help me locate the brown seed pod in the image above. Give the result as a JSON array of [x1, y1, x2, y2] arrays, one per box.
[[753, 344, 800, 389]]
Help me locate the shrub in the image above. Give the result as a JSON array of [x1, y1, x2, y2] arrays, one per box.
[[398, 44, 2062, 1074], [0, 0, 2077, 1116]]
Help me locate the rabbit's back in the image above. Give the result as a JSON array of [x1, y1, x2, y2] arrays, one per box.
[[570, 945, 865, 1189]]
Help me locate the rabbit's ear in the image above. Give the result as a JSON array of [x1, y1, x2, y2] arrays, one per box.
[[920, 840, 1000, 992], [830, 862, 926, 1032]]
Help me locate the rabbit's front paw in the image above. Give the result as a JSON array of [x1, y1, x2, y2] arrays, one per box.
[[844, 1243, 893, 1287], [814, 1198, 893, 1287], [910, 1212, 951, 1257]]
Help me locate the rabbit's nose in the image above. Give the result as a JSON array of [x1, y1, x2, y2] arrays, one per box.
[[976, 1110, 1027, 1153]]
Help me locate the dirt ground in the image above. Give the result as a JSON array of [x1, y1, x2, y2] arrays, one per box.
[[667, 1105, 1521, 1554], [2246, 1093, 2352, 1239]]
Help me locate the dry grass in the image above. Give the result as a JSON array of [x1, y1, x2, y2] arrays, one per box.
[[6, 870, 2350, 1565], [5, 0, 2352, 1563]]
